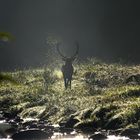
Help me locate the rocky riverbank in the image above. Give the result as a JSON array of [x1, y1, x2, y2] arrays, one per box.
[[0, 109, 140, 140]]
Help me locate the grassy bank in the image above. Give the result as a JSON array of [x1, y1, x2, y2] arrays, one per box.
[[0, 58, 140, 130]]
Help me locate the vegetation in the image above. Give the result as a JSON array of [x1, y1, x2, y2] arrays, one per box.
[[0, 58, 140, 130], [0, 32, 14, 42]]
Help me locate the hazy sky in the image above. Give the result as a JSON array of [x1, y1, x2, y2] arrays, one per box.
[[0, 0, 140, 70]]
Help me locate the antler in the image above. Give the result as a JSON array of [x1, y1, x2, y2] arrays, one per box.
[[71, 41, 79, 60], [56, 43, 67, 60]]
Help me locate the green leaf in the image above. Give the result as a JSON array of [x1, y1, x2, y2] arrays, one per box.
[[0, 32, 14, 42]]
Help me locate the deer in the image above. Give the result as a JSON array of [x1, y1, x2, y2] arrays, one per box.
[[56, 42, 79, 89]]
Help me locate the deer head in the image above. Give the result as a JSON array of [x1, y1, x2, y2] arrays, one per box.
[[56, 41, 79, 89], [56, 41, 79, 63]]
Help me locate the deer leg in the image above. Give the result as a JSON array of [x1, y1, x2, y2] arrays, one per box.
[[64, 78, 67, 89], [66, 79, 71, 89], [66, 79, 69, 89], [69, 80, 71, 89]]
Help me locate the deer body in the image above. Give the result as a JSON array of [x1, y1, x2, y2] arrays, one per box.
[[61, 58, 74, 89], [57, 42, 79, 89]]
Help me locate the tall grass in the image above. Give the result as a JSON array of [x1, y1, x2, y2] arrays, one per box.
[[0, 58, 140, 128]]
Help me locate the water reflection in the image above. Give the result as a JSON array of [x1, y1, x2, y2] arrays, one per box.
[[107, 135, 129, 140], [0, 135, 130, 140], [50, 132, 130, 140], [51, 133, 88, 140]]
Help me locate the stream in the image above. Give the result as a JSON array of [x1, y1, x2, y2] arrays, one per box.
[[50, 133, 130, 140], [0, 119, 132, 140], [0, 134, 130, 140], [0, 129, 130, 140]]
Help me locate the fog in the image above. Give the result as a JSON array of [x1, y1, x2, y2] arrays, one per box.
[[0, 0, 140, 70]]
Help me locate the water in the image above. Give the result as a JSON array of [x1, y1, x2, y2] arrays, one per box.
[[0, 131, 130, 140], [50, 132, 130, 140], [0, 135, 130, 140], [51, 133, 88, 140], [0, 120, 130, 140]]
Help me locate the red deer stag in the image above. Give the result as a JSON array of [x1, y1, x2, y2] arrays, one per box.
[[57, 42, 79, 89]]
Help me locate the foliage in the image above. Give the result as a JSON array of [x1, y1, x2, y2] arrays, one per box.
[[0, 32, 14, 42]]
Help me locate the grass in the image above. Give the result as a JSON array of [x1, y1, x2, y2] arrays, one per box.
[[0, 58, 140, 130]]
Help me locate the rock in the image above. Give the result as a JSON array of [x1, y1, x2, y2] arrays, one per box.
[[59, 116, 80, 128], [22, 120, 38, 129], [126, 74, 140, 85], [0, 122, 17, 137], [94, 107, 109, 119], [90, 106, 112, 129], [124, 89, 140, 97], [129, 135, 140, 139], [74, 121, 97, 133], [28, 124, 38, 129], [0, 122, 12, 133], [3, 112, 17, 120], [104, 114, 123, 130], [0, 111, 4, 120], [7, 115, 22, 124], [3, 108, 22, 121], [120, 127, 139, 138], [14, 116, 23, 123], [44, 125, 54, 132], [39, 119, 50, 124], [81, 109, 93, 120], [11, 129, 51, 140], [89, 132, 107, 140], [0, 131, 6, 138], [109, 128, 122, 135], [65, 117, 80, 128], [5, 127, 17, 136], [59, 126, 73, 134], [58, 116, 79, 134], [59, 121, 66, 127]]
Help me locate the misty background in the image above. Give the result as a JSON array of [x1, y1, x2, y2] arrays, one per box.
[[0, 0, 140, 71]]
